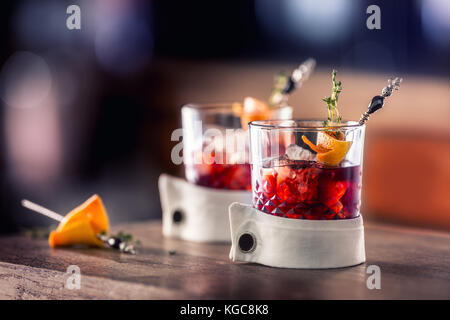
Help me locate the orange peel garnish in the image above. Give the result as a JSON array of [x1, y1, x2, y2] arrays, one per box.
[[234, 97, 270, 130], [48, 194, 109, 248], [302, 132, 352, 166], [49, 219, 102, 248], [232, 102, 243, 115], [301, 135, 330, 154]]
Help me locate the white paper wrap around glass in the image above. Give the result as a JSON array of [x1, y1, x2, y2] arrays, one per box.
[[159, 174, 252, 242], [229, 203, 366, 269]]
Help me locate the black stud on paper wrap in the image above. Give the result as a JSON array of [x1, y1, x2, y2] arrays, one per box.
[[359, 77, 402, 125]]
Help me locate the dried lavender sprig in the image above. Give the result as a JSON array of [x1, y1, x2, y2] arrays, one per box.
[[359, 77, 402, 125], [269, 58, 316, 106]]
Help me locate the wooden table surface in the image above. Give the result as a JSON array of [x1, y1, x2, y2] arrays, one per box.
[[0, 220, 449, 300]]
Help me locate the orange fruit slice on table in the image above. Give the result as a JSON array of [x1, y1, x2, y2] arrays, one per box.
[[302, 132, 352, 166], [49, 194, 109, 248]]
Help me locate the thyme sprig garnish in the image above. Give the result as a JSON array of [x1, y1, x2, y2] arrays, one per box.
[[322, 70, 344, 139], [323, 70, 342, 127], [268, 72, 289, 106]]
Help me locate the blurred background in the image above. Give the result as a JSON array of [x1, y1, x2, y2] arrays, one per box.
[[0, 0, 449, 233]]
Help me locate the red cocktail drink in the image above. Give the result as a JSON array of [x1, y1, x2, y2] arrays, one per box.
[[249, 120, 365, 220], [185, 153, 251, 190], [253, 158, 361, 219]]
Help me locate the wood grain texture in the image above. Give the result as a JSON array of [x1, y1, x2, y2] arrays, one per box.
[[0, 221, 449, 300]]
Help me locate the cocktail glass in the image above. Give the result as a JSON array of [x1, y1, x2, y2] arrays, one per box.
[[249, 120, 365, 219], [182, 103, 292, 190]]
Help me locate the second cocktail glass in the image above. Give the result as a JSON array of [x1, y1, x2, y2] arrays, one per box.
[[182, 103, 292, 191]]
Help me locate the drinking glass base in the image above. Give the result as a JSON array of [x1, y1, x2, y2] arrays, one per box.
[[229, 203, 366, 269]]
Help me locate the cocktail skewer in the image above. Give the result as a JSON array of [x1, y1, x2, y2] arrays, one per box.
[[21, 199, 63, 222], [21, 199, 136, 254], [359, 77, 402, 125], [269, 58, 316, 106], [284, 58, 316, 93]]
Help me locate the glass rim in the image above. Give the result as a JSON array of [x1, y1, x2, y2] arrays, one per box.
[[248, 119, 364, 131], [182, 102, 292, 111]]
